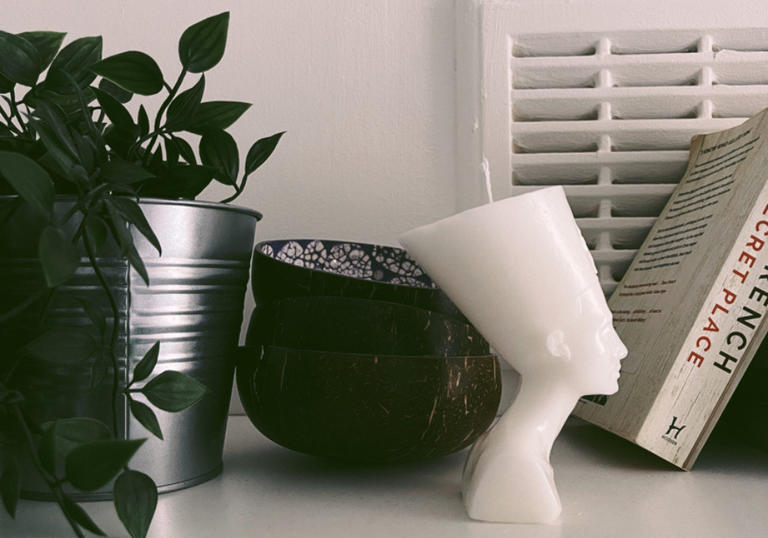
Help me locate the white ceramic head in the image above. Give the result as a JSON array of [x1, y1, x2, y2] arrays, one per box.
[[401, 186, 628, 523], [400, 186, 626, 396]]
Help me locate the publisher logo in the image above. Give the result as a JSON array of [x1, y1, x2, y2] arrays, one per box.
[[661, 416, 686, 445]]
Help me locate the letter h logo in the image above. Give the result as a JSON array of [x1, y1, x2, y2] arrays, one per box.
[[665, 416, 686, 439]]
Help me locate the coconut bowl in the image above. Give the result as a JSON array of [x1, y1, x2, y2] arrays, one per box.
[[251, 239, 467, 321], [246, 296, 489, 356], [236, 345, 501, 463]]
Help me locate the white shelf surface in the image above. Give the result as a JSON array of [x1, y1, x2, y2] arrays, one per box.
[[4, 415, 768, 537]]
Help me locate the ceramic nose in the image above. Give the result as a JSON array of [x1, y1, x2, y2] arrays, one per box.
[[613, 333, 628, 361]]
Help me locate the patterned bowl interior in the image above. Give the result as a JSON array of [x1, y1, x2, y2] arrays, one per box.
[[256, 239, 438, 289]]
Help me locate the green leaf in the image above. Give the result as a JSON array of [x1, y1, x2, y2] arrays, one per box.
[[0, 73, 12, 92], [38, 225, 80, 287], [39, 418, 112, 477], [123, 243, 151, 287], [101, 159, 155, 185], [170, 136, 196, 164], [114, 470, 157, 538], [108, 197, 161, 255], [30, 101, 77, 162], [26, 117, 77, 176], [166, 75, 205, 130], [165, 138, 180, 167], [18, 31, 66, 70], [141, 371, 208, 412], [62, 495, 106, 536], [178, 12, 229, 73], [106, 206, 150, 285], [148, 145, 164, 172], [133, 341, 160, 383], [92, 87, 135, 130], [137, 105, 149, 138], [65, 439, 144, 491], [98, 77, 132, 103], [0, 30, 41, 86], [187, 101, 250, 135], [104, 125, 141, 160], [0, 197, 21, 228], [200, 129, 238, 185], [0, 151, 54, 219], [47, 36, 102, 92], [91, 51, 164, 96], [129, 400, 163, 440], [84, 214, 109, 254], [0, 458, 20, 518], [245, 131, 285, 177], [139, 164, 214, 200], [69, 164, 93, 189], [73, 135, 97, 173], [26, 328, 97, 365], [30, 100, 80, 157]]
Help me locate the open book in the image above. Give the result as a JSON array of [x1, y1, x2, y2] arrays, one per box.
[[574, 108, 768, 469]]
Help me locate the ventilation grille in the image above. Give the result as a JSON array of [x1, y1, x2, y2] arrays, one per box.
[[505, 29, 768, 295]]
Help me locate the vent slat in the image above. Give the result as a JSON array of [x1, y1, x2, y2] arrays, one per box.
[[577, 217, 656, 250], [512, 85, 768, 121], [512, 52, 768, 89], [513, 118, 747, 152], [511, 28, 768, 58], [511, 185, 675, 218], [511, 151, 689, 184]]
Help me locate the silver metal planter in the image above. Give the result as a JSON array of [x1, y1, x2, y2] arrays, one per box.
[[0, 197, 261, 500]]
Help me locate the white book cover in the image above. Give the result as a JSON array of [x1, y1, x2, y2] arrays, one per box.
[[575, 108, 768, 469]]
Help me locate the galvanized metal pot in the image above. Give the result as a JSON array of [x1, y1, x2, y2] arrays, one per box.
[[0, 197, 261, 500]]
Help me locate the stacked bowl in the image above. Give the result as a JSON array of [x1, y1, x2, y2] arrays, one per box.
[[237, 239, 501, 463]]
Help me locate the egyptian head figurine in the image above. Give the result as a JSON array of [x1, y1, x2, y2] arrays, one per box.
[[400, 186, 627, 523]]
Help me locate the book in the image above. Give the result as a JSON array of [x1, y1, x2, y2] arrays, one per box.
[[574, 107, 768, 470]]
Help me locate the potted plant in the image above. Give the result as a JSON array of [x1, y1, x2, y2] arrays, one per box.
[[0, 12, 283, 538]]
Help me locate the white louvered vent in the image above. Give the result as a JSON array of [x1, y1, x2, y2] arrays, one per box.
[[509, 29, 768, 295], [458, 2, 768, 296]]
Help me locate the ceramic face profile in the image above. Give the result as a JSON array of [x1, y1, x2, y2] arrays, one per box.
[[400, 185, 628, 523]]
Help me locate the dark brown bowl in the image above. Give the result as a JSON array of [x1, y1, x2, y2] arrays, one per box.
[[251, 239, 467, 321], [246, 296, 489, 356], [236, 345, 501, 463]]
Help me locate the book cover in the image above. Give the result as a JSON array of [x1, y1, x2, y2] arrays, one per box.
[[574, 108, 768, 469]]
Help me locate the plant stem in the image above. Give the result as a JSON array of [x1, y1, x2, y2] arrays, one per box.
[[8, 88, 29, 136], [82, 225, 122, 438], [219, 185, 242, 204], [0, 105, 23, 135], [128, 129, 166, 161], [219, 172, 249, 204], [5, 399, 85, 538], [0, 288, 47, 324], [143, 69, 187, 167]]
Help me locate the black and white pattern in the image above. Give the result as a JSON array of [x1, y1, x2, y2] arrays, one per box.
[[258, 239, 437, 288]]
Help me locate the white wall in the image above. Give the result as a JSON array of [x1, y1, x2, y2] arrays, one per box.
[[6, 0, 457, 243], [6, 0, 458, 413]]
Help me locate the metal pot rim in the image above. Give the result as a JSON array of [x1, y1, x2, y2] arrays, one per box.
[[0, 194, 263, 220]]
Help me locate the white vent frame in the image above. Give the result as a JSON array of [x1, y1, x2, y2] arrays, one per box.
[[456, 0, 768, 295]]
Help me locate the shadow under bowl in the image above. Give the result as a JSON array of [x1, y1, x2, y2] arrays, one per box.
[[246, 296, 489, 356], [236, 345, 501, 463], [251, 239, 467, 321]]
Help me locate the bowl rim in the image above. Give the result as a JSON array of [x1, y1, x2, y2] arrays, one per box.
[[241, 343, 498, 361], [0, 194, 263, 220], [252, 238, 441, 291]]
